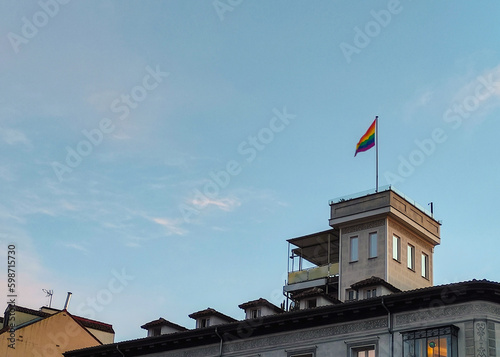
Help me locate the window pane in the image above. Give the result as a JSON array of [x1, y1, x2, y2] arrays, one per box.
[[353, 347, 375, 357], [369, 233, 377, 258], [407, 245, 415, 270], [422, 253, 429, 278], [402, 326, 458, 357], [393, 236, 400, 260], [350, 237, 358, 261], [415, 338, 426, 357], [404, 340, 413, 357]]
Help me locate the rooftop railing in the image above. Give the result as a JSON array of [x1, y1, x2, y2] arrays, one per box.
[[329, 185, 434, 218]]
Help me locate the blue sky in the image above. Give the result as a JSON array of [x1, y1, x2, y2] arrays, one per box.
[[1, 0, 500, 342]]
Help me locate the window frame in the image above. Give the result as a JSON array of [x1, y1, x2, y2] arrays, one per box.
[[368, 232, 378, 259], [198, 318, 210, 328], [421, 252, 429, 279], [152, 327, 161, 337], [286, 345, 316, 357], [407, 244, 415, 271], [346, 340, 377, 357], [249, 308, 261, 319], [392, 235, 401, 262], [365, 288, 377, 299], [350, 236, 359, 262], [402, 325, 458, 357], [306, 298, 317, 309]]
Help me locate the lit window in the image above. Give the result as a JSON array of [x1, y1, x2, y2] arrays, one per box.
[[350, 236, 359, 262], [369, 233, 377, 258], [407, 244, 415, 270], [403, 326, 458, 357], [422, 253, 429, 279], [393, 235, 400, 261], [352, 345, 375, 357]]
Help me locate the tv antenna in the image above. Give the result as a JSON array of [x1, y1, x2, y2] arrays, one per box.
[[42, 289, 54, 308]]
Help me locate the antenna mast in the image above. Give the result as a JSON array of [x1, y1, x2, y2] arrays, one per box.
[[42, 289, 54, 308]]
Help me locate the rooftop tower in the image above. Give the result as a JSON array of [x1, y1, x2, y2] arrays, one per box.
[[284, 186, 441, 306]]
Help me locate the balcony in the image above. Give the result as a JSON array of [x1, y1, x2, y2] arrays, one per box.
[[287, 263, 339, 285]]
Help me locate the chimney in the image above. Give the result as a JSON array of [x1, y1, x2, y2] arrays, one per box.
[[64, 292, 72, 310]]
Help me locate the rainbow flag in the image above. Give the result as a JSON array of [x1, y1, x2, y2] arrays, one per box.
[[354, 119, 376, 157]]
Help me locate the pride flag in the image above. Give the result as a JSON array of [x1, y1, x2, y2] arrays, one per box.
[[354, 119, 376, 157]]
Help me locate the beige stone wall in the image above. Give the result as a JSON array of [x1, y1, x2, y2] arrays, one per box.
[[339, 219, 387, 301], [0, 311, 101, 357], [387, 217, 433, 291]]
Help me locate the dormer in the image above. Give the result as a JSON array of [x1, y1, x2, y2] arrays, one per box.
[[141, 318, 188, 337], [293, 288, 340, 309], [188, 308, 237, 329], [347, 276, 401, 301], [238, 298, 283, 319]]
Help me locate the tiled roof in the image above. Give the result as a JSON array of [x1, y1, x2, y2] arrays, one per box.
[[350, 276, 401, 292], [72, 315, 115, 334], [65, 280, 500, 357], [8, 305, 51, 318], [3, 305, 114, 334], [188, 308, 237, 322], [238, 298, 283, 312], [293, 288, 341, 304], [140, 318, 188, 331]]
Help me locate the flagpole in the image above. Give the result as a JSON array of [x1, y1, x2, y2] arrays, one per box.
[[375, 116, 379, 193]]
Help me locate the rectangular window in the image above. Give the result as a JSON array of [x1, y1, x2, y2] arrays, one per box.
[[250, 308, 261, 319], [365, 288, 377, 299], [352, 346, 375, 357], [199, 318, 210, 328], [350, 236, 359, 262], [287, 347, 316, 357], [422, 253, 429, 279], [369, 232, 377, 258], [392, 235, 400, 261], [403, 326, 458, 357], [347, 289, 357, 301], [307, 299, 317, 308], [407, 244, 415, 270]]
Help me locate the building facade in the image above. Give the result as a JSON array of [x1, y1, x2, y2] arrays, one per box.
[[64, 187, 500, 357], [0, 305, 114, 357]]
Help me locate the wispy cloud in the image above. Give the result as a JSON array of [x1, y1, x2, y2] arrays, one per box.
[[0, 127, 31, 147], [150, 217, 187, 236], [62, 242, 90, 254], [191, 196, 241, 211]]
